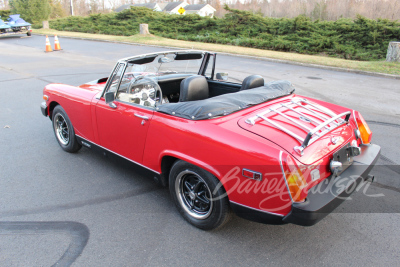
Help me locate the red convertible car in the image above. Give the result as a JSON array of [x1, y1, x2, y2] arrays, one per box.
[[41, 50, 380, 230]]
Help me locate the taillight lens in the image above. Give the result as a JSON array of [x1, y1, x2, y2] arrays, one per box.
[[354, 111, 372, 144], [282, 155, 308, 202]]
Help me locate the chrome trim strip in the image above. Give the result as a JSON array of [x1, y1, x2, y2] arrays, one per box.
[[353, 110, 358, 129], [279, 151, 294, 203], [353, 110, 364, 144], [119, 50, 206, 63], [101, 62, 126, 98], [230, 200, 284, 217], [76, 135, 160, 174]]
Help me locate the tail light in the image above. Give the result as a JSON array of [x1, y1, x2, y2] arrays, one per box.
[[353, 111, 372, 144], [281, 153, 308, 202]]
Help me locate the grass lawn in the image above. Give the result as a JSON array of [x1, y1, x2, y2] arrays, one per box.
[[34, 28, 400, 76]]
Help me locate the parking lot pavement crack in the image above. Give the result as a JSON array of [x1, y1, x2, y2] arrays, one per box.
[[366, 121, 400, 129], [0, 221, 89, 267], [0, 186, 162, 219], [371, 182, 400, 194]]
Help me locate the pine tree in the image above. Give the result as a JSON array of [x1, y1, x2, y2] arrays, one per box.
[[9, 0, 51, 23]]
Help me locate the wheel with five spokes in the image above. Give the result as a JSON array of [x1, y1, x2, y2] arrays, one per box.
[[52, 105, 81, 153], [169, 160, 231, 230]]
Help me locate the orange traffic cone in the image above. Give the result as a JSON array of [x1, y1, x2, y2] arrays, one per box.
[[45, 35, 53, 52], [54, 35, 62, 51]]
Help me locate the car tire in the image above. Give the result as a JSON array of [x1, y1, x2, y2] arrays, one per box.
[[169, 160, 231, 230], [26, 31, 31, 36], [52, 105, 81, 153]]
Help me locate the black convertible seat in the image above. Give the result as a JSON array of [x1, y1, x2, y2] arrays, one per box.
[[240, 75, 265, 91], [179, 75, 209, 102]]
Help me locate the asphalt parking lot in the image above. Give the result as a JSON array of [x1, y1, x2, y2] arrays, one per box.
[[0, 34, 399, 266]]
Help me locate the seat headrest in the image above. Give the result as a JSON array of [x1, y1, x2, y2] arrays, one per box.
[[240, 75, 264, 90], [179, 75, 209, 102]]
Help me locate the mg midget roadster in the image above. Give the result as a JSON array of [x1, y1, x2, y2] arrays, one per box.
[[41, 51, 380, 230]]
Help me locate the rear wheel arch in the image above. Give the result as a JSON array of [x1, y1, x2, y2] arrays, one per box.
[[160, 155, 223, 186], [160, 156, 179, 187]]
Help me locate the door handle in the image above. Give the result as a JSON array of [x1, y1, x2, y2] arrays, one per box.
[[134, 113, 149, 120]]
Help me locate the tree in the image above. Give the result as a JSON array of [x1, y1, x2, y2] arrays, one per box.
[[50, 0, 65, 19], [9, 0, 51, 23]]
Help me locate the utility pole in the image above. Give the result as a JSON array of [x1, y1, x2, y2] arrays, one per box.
[[70, 0, 74, 16]]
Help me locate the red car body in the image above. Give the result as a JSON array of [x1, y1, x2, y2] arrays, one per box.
[[41, 51, 380, 229]]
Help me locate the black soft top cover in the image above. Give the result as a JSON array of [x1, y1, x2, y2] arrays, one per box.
[[157, 80, 295, 120]]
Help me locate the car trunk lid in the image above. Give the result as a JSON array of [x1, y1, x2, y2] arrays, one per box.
[[238, 96, 354, 165]]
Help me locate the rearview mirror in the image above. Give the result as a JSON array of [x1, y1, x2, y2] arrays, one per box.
[[216, 72, 228, 81], [158, 57, 174, 63]]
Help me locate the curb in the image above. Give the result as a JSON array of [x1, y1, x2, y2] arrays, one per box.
[[34, 33, 400, 80]]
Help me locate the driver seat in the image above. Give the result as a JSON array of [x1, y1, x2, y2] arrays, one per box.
[[179, 75, 209, 102]]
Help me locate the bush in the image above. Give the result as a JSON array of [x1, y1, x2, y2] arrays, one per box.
[[0, 9, 11, 19], [48, 6, 400, 61]]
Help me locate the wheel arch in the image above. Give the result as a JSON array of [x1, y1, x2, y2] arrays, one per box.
[[159, 155, 178, 187], [159, 152, 224, 190], [48, 101, 60, 120], [160, 151, 221, 176]]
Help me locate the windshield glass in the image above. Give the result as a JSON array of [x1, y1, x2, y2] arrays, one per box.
[[126, 52, 204, 80]]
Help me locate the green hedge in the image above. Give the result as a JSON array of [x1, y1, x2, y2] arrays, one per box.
[[0, 9, 11, 19], [49, 6, 400, 61]]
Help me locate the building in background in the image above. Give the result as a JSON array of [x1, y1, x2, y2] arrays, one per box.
[[134, 3, 163, 12], [161, 1, 188, 15], [184, 4, 216, 17], [114, 3, 162, 12], [114, 1, 216, 17]]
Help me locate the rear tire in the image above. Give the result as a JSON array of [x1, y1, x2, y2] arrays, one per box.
[[169, 160, 231, 230], [52, 105, 81, 153], [26, 31, 31, 36]]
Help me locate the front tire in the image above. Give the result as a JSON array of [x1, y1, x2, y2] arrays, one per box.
[[169, 160, 231, 230], [52, 105, 81, 153]]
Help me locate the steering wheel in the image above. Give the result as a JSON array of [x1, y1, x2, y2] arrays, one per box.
[[128, 79, 163, 107]]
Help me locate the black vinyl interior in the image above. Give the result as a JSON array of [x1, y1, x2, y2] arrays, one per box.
[[179, 75, 209, 102], [157, 74, 242, 102], [207, 80, 241, 97]]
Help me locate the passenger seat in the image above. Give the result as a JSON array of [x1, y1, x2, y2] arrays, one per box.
[[240, 75, 264, 90]]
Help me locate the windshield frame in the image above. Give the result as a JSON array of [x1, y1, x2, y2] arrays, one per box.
[[101, 50, 215, 98]]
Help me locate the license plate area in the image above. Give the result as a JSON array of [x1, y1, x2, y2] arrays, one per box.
[[332, 143, 353, 175]]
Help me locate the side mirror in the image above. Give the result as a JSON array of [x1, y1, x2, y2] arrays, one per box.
[[216, 72, 228, 81], [104, 91, 117, 109], [105, 91, 115, 103]]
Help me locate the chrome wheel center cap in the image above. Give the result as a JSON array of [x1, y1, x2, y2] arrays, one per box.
[[189, 191, 196, 200]]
